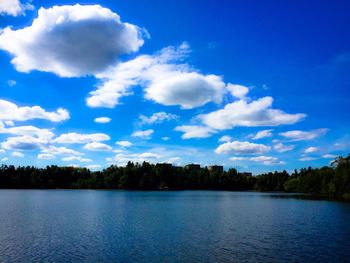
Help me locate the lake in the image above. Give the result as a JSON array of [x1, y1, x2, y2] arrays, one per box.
[[0, 190, 349, 262]]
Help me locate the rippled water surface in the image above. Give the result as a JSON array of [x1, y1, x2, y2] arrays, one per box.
[[1, 190, 350, 262]]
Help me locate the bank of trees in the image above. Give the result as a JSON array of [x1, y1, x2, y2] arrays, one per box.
[[0, 162, 255, 190], [0, 154, 349, 200], [283, 155, 350, 199]]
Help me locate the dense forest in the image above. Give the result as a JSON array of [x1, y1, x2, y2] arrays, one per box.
[[0, 154, 349, 200]]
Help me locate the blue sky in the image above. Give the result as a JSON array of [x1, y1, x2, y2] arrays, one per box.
[[0, 0, 349, 173]]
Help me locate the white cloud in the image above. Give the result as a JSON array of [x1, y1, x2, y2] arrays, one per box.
[[304, 147, 318, 153], [41, 146, 82, 156], [62, 156, 92, 162], [86, 44, 227, 109], [299, 157, 317, 161], [0, 149, 5, 154], [215, 141, 271, 155], [85, 164, 101, 170], [7, 80, 16, 87], [252, 129, 273, 140], [0, 123, 54, 139], [322, 154, 337, 159], [200, 97, 305, 130], [0, 4, 144, 77], [11, 151, 24, 157], [227, 84, 249, 99], [273, 142, 294, 153], [175, 125, 216, 139], [132, 129, 154, 139], [54, 132, 110, 144], [139, 112, 178, 125], [161, 137, 170, 141], [145, 72, 225, 109], [249, 156, 284, 165], [1, 157, 8, 162], [139, 152, 161, 159], [2, 136, 49, 150], [0, 99, 69, 122], [37, 153, 55, 160], [280, 129, 328, 141], [115, 140, 133, 147], [94, 117, 111, 124], [0, 0, 34, 17], [229, 157, 246, 161], [83, 142, 112, 151], [230, 155, 284, 165], [218, 135, 232, 143]]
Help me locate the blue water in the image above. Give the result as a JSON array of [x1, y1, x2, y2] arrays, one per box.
[[0, 190, 350, 262]]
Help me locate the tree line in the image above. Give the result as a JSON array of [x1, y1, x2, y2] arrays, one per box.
[[0, 154, 349, 200]]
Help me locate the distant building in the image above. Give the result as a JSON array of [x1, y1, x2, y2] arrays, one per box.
[[185, 164, 201, 170], [208, 165, 224, 173], [238, 172, 252, 177]]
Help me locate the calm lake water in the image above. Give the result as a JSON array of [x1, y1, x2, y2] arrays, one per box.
[[0, 190, 350, 262]]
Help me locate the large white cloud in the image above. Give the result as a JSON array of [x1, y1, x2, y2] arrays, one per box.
[[0, 4, 144, 77], [175, 125, 216, 139], [322, 154, 337, 159], [0, 99, 69, 122], [0, 123, 55, 150], [0, 0, 33, 17], [175, 96, 305, 139], [273, 142, 294, 153], [200, 97, 305, 130], [2, 135, 46, 150], [86, 44, 228, 109], [131, 129, 154, 139], [0, 123, 54, 139], [215, 141, 271, 155], [41, 146, 82, 156], [94, 117, 111, 124], [145, 72, 225, 109], [251, 129, 273, 140], [279, 129, 328, 141], [53, 132, 110, 144], [83, 142, 112, 151], [115, 140, 133, 147], [304, 146, 318, 153], [218, 135, 232, 143]]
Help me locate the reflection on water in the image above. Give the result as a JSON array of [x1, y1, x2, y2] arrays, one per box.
[[0, 190, 350, 262]]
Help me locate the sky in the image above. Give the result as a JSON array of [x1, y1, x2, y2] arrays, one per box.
[[0, 0, 349, 173]]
